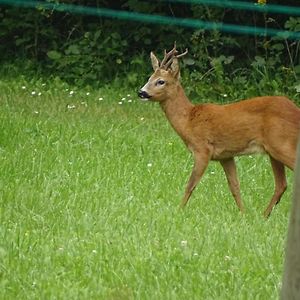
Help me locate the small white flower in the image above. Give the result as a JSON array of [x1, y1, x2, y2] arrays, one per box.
[[127, 94, 131, 97], [34, 110, 39, 114], [223, 94, 228, 97], [118, 102, 123, 105], [22, 86, 26, 90], [140, 117, 145, 121], [147, 163, 152, 167], [121, 97, 126, 101], [86, 92, 90, 96], [38, 92, 42, 96], [81, 101, 87, 107], [92, 249, 97, 254], [69, 90, 74, 95], [193, 252, 198, 256], [31, 91, 36, 95], [181, 240, 188, 247], [98, 97, 103, 101], [128, 99, 132, 103], [67, 104, 76, 109], [42, 83, 46, 86]]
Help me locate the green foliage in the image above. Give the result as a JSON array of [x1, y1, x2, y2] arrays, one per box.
[[46, 29, 129, 85], [0, 1, 300, 93]]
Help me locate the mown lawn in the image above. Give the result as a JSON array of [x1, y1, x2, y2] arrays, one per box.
[[0, 78, 292, 299]]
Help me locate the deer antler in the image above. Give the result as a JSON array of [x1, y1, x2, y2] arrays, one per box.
[[163, 48, 188, 70], [160, 44, 188, 70], [175, 48, 188, 59], [160, 44, 178, 68]]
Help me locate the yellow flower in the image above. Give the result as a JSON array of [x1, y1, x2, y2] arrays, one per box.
[[257, 0, 266, 4]]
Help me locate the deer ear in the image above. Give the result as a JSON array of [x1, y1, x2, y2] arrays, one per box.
[[170, 58, 180, 79], [150, 52, 160, 71]]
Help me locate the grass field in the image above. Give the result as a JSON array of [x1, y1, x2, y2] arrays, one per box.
[[0, 77, 293, 299]]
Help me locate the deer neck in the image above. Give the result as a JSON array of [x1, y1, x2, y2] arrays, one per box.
[[159, 84, 193, 138]]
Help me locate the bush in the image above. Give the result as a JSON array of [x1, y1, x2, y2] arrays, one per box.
[[0, 0, 299, 95]]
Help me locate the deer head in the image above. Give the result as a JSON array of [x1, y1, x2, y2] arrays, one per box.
[[138, 44, 188, 102]]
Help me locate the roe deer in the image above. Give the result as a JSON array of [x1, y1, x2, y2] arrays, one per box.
[[138, 44, 300, 217]]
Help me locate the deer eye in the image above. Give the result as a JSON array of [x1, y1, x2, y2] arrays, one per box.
[[156, 79, 165, 86]]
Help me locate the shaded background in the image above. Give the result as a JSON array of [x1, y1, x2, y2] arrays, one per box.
[[0, 0, 299, 97]]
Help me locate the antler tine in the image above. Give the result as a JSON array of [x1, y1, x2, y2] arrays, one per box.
[[175, 48, 188, 59], [163, 48, 189, 69], [163, 58, 175, 70], [160, 44, 178, 67]]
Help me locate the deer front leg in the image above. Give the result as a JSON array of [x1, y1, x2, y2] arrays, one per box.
[[180, 150, 211, 208], [220, 158, 244, 213]]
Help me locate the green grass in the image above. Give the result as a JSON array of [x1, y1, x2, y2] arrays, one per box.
[[0, 77, 293, 299]]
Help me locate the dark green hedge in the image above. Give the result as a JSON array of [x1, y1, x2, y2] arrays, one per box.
[[0, 0, 299, 88]]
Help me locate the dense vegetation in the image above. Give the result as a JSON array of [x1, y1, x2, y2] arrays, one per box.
[[0, 0, 300, 99]]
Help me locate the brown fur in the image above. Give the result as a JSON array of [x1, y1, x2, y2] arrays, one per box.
[[139, 50, 300, 217]]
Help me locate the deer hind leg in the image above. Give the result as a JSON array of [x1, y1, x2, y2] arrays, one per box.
[[265, 140, 296, 170], [180, 150, 211, 208], [263, 156, 287, 218], [220, 158, 244, 213]]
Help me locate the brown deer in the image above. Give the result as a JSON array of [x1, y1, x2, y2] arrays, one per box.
[[138, 44, 300, 217]]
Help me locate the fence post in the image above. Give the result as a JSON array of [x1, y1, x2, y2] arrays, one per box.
[[281, 143, 300, 299]]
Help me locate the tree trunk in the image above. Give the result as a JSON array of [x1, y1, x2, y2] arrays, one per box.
[[281, 142, 300, 299]]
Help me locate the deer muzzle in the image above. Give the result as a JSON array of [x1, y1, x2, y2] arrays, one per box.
[[138, 90, 151, 100]]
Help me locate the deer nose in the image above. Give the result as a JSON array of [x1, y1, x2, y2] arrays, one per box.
[[138, 90, 150, 99]]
